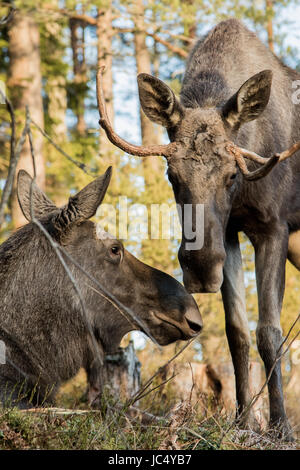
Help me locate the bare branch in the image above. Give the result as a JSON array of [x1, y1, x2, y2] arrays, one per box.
[[127, 338, 195, 406], [31, 5, 191, 59], [31, 119, 97, 176], [0, 90, 29, 228], [0, 2, 15, 26], [25, 107, 104, 367], [149, 32, 188, 58], [131, 373, 177, 404], [56, 246, 161, 348]]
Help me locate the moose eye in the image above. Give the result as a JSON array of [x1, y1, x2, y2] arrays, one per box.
[[105, 243, 123, 264], [227, 172, 238, 188], [110, 245, 120, 256]]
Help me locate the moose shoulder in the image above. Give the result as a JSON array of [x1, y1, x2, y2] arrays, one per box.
[[98, 19, 300, 439], [0, 168, 202, 408]]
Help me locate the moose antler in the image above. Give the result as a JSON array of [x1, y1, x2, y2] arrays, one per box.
[[97, 66, 300, 180], [226, 141, 300, 181], [96, 66, 177, 158]]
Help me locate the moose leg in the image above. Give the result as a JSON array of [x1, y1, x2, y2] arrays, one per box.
[[221, 231, 257, 429], [253, 226, 292, 439]]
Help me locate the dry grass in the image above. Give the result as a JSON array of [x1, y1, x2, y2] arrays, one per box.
[[0, 372, 298, 451]]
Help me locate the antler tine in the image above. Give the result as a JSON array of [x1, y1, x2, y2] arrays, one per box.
[[276, 141, 300, 162], [96, 66, 177, 158], [236, 147, 271, 164], [238, 142, 300, 164], [227, 141, 300, 181]]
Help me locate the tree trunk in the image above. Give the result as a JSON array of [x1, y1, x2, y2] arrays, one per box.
[[44, 8, 68, 208], [102, 342, 141, 400], [8, 12, 45, 229], [133, 0, 174, 273], [70, 17, 87, 136], [133, 0, 160, 178], [87, 342, 141, 405], [266, 0, 274, 52], [46, 23, 67, 142], [96, 3, 116, 163]]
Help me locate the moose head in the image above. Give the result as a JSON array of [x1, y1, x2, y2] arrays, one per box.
[[96, 68, 300, 293], [16, 167, 202, 351]]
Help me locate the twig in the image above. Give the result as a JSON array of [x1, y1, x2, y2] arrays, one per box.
[[20, 407, 102, 415], [218, 313, 300, 446], [0, 2, 15, 25], [0, 89, 17, 227], [188, 361, 195, 404], [26, 107, 104, 368], [85, 283, 137, 332], [131, 373, 177, 404], [127, 338, 195, 406], [26, 106, 36, 179], [26, 108, 161, 369], [0, 96, 30, 227], [32, 216, 104, 367], [56, 247, 161, 348], [30, 119, 97, 176], [150, 32, 188, 58]]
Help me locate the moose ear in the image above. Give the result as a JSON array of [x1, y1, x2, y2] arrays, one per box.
[[17, 170, 57, 222], [137, 73, 184, 129], [54, 166, 112, 232], [222, 70, 272, 128]]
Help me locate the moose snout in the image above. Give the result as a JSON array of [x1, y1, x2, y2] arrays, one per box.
[[179, 245, 225, 294], [183, 267, 224, 294], [152, 291, 202, 342], [183, 303, 203, 336]]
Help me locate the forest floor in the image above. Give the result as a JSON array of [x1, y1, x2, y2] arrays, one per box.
[[0, 371, 298, 451]]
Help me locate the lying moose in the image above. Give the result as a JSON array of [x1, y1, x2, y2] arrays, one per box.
[[0, 167, 202, 408]]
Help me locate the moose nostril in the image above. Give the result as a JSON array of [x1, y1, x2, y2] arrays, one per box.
[[186, 318, 202, 333]]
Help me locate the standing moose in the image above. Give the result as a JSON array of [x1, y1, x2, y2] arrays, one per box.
[[97, 19, 300, 438], [0, 168, 202, 408]]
